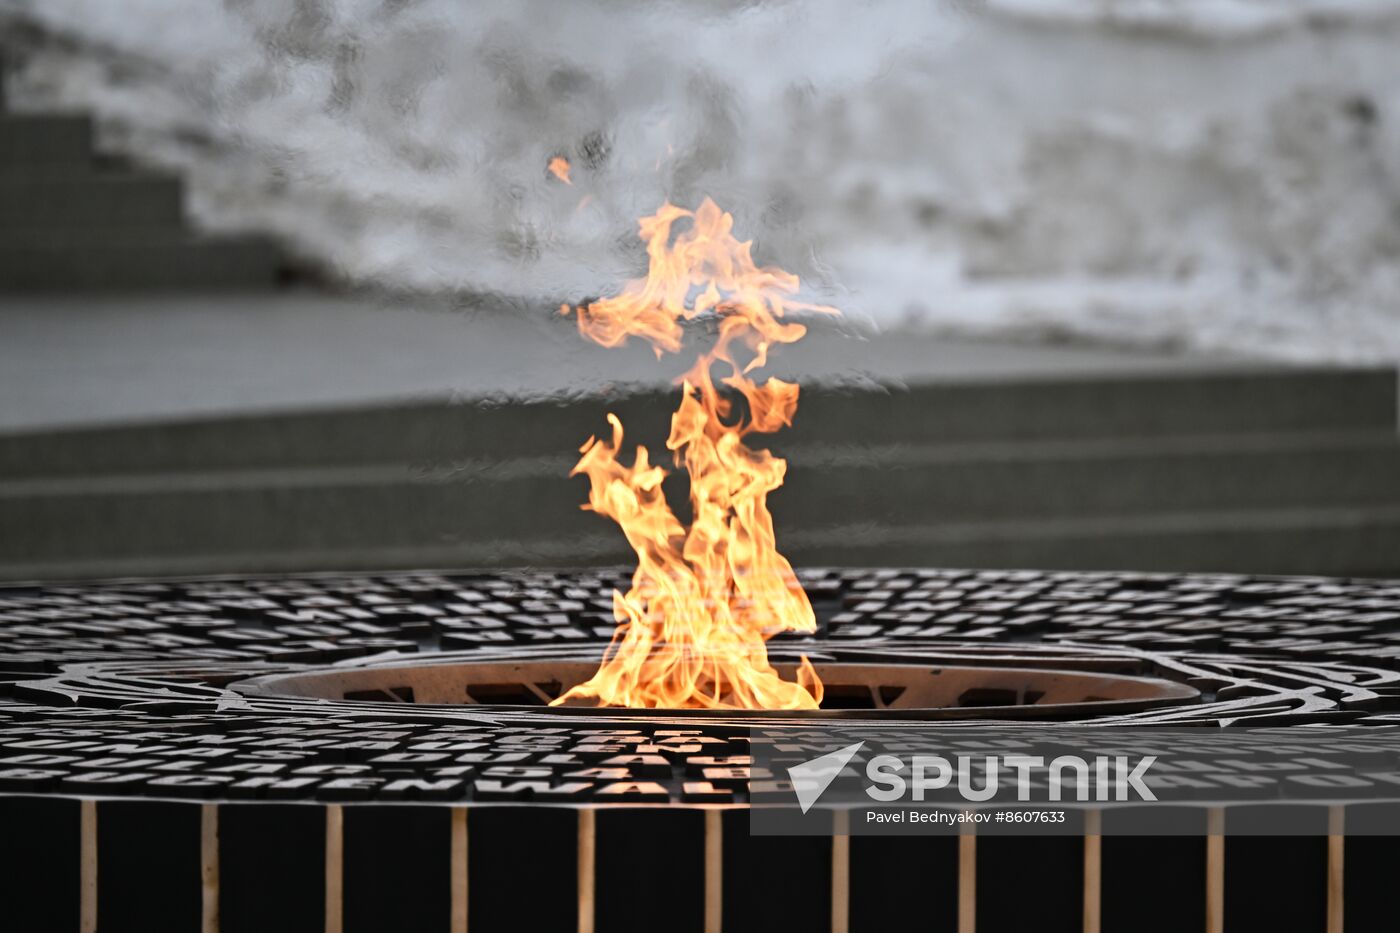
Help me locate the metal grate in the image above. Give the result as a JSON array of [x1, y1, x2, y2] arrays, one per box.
[[0, 567, 1397, 931]]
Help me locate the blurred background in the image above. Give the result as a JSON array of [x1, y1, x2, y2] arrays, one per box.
[[2, 0, 1400, 581]]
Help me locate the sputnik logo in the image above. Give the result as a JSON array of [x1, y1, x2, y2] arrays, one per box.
[[786, 741, 866, 814]]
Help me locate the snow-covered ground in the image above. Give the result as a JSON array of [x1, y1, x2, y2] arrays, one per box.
[[4, 0, 1400, 361]]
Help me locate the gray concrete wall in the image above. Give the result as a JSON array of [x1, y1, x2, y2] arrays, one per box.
[[4, 367, 1397, 581]]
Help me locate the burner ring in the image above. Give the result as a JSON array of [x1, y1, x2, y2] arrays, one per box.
[[232, 654, 1200, 719]]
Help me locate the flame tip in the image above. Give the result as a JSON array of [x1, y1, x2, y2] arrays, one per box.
[[547, 155, 572, 185]]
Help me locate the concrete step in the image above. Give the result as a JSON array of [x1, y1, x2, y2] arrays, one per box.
[[0, 233, 283, 290], [774, 431, 1400, 524], [0, 173, 184, 228], [0, 367, 1393, 478], [0, 114, 92, 168], [3, 431, 1399, 578], [5, 504, 1400, 582], [782, 506, 1400, 578]]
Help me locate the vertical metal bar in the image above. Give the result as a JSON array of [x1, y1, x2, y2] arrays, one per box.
[[451, 808, 468, 933], [79, 799, 97, 933], [1205, 808, 1225, 933], [325, 805, 344, 933], [704, 810, 722, 933], [958, 818, 976, 933], [577, 809, 596, 933], [1083, 809, 1101, 933], [201, 804, 220, 933], [831, 810, 850, 933], [1327, 806, 1344, 933]]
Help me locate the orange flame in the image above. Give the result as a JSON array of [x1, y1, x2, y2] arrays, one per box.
[[548, 156, 573, 185], [552, 198, 837, 709]]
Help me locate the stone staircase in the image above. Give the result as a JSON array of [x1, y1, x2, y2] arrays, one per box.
[[0, 64, 282, 290], [3, 366, 1398, 581], [2, 56, 1396, 584]]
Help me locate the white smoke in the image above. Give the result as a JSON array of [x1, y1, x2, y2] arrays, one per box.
[[4, 0, 1400, 361]]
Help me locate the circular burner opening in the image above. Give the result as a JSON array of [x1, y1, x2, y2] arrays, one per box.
[[234, 656, 1198, 719]]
